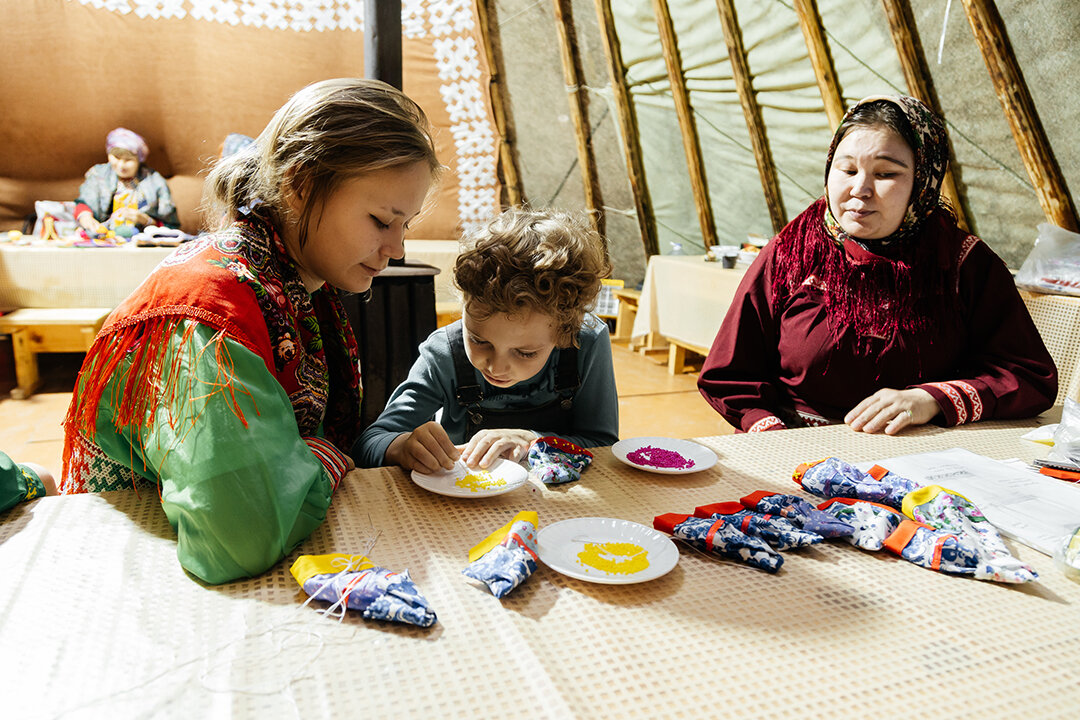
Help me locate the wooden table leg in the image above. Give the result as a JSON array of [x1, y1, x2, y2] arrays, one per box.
[[668, 342, 687, 375], [9, 329, 40, 399]]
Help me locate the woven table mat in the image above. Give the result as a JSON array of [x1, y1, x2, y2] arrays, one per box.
[[3, 417, 1078, 718]]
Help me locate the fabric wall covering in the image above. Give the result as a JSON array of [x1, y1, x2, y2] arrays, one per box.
[[602, 0, 1076, 268], [0, 0, 501, 242]]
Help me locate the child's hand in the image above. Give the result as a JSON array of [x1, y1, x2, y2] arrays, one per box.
[[385, 422, 460, 474], [460, 429, 539, 469]]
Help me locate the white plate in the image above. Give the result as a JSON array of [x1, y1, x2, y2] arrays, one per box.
[[537, 517, 679, 584], [612, 436, 717, 475], [410, 458, 527, 498], [738, 249, 760, 266]]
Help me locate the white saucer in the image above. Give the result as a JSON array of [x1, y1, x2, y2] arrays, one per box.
[[536, 517, 679, 584], [410, 458, 527, 498], [612, 437, 717, 475]]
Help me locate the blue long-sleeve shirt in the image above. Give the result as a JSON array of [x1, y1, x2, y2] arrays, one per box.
[[353, 314, 620, 467]]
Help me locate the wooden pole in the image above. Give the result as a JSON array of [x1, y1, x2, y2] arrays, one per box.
[[651, 0, 718, 249], [552, 0, 605, 237], [714, 0, 787, 233], [959, 0, 1079, 232], [880, 0, 970, 230], [792, 0, 845, 130], [364, 0, 402, 89], [594, 0, 659, 256], [475, 0, 524, 207]]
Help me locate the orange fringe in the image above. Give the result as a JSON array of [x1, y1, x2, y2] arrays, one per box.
[[63, 310, 259, 488]]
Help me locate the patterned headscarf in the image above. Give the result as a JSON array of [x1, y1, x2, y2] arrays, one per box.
[[106, 127, 149, 163], [822, 95, 949, 248], [771, 95, 960, 353]]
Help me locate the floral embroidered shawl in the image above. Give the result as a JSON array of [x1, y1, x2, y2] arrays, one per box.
[[63, 216, 362, 486]]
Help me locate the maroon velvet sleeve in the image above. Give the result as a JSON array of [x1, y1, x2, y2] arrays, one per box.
[[913, 239, 1057, 425], [697, 241, 789, 432]]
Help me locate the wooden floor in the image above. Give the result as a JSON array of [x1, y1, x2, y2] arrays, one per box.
[[0, 343, 734, 477], [611, 343, 734, 440]]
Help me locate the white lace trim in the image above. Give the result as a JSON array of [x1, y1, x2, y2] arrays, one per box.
[[70, 0, 500, 226]]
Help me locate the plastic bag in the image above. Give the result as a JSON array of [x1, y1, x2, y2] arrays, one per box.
[[31, 200, 79, 239], [1015, 222, 1080, 296], [1049, 397, 1080, 465], [1054, 525, 1080, 581]]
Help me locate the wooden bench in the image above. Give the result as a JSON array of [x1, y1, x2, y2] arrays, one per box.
[[611, 287, 641, 343], [0, 308, 110, 398], [666, 338, 710, 375]]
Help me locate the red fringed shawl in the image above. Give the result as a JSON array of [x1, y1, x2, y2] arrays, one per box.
[[770, 198, 959, 352], [63, 219, 362, 488]]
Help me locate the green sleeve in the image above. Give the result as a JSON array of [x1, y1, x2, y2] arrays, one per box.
[[0, 452, 45, 513], [95, 321, 335, 584]]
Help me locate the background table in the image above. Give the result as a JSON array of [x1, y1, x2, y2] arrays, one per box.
[[0, 244, 174, 309], [0, 244, 442, 414], [3, 417, 1079, 718], [630, 254, 748, 372]]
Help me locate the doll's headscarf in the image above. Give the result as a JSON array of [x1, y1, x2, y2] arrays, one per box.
[[106, 127, 149, 163], [222, 132, 255, 159], [822, 95, 949, 249]]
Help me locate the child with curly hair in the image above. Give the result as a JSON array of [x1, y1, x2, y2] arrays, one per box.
[[354, 207, 619, 472]]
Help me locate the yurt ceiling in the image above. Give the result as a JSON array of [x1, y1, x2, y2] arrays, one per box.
[[1, 0, 1076, 289], [491, 0, 1080, 285]]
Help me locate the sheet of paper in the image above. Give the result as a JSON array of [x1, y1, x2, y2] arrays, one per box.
[[857, 447, 1080, 556]]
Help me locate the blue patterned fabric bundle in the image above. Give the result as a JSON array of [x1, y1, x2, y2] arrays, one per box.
[[462, 515, 540, 598], [290, 554, 437, 627], [693, 501, 823, 550], [740, 491, 855, 539], [654, 513, 783, 572], [903, 486, 1036, 583], [527, 436, 593, 485], [794, 457, 919, 508]]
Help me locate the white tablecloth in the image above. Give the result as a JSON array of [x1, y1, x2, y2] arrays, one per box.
[[630, 254, 748, 351], [0, 244, 174, 309], [0, 239, 459, 310], [3, 416, 1078, 718]]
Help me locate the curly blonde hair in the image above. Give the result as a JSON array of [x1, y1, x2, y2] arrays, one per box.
[[454, 207, 612, 347]]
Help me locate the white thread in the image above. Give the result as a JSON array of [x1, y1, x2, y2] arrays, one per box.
[[601, 205, 638, 217], [55, 527, 381, 716], [937, 0, 953, 65]]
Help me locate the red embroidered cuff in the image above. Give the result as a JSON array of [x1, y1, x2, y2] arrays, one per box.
[[917, 381, 984, 427], [745, 413, 786, 433], [303, 436, 350, 491]]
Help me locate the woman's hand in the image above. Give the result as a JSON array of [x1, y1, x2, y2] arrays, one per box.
[[76, 210, 105, 233], [459, 429, 539, 469], [845, 388, 938, 436], [109, 208, 151, 227], [385, 421, 460, 474]]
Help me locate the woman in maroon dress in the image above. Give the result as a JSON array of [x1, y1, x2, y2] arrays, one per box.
[[698, 95, 1056, 434]]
